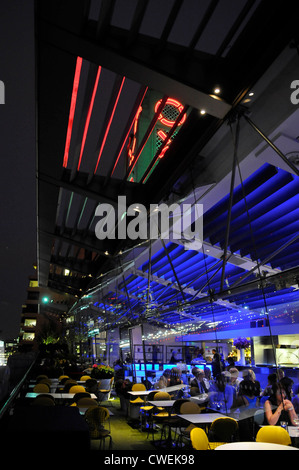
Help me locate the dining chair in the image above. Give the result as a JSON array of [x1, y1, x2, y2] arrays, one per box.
[[176, 400, 201, 446], [150, 391, 179, 445], [33, 383, 50, 393], [140, 391, 157, 430], [256, 425, 291, 446], [69, 385, 86, 394], [36, 374, 49, 382], [128, 383, 147, 422], [77, 397, 98, 408], [63, 380, 78, 392], [31, 394, 55, 406], [80, 375, 91, 382], [38, 378, 52, 388], [71, 392, 91, 404], [208, 417, 239, 449], [190, 427, 209, 450], [85, 406, 112, 450], [58, 375, 70, 383], [99, 377, 114, 402]]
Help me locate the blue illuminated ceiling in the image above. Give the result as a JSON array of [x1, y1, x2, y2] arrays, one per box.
[[76, 161, 299, 335]]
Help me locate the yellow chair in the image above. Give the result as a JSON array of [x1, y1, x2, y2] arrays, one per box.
[[80, 375, 91, 382], [140, 391, 157, 429], [132, 383, 146, 392], [148, 391, 178, 443], [85, 406, 112, 449], [33, 383, 50, 393], [178, 401, 201, 443], [58, 375, 70, 383], [256, 425, 292, 446], [208, 417, 239, 449], [69, 385, 86, 394], [153, 391, 171, 401], [128, 383, 147, 421], [190, 427, 209, 450], [152, 391, 172, 416], [180, 401, 201, 414], [99, 377, 114, 401]]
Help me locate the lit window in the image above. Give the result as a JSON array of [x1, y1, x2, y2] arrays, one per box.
[[29, 280, 38, 287], [24, 319, 36, 328], [23, 332, 35, 341]]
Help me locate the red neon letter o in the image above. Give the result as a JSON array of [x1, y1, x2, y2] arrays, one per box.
[[154, 98, 186, 127]]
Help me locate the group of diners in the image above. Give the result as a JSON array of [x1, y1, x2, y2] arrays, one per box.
[[188, 366, 299, 428], [116, 365, 299, 428]]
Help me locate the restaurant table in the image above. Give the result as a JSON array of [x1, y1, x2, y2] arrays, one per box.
[[178, 412, 228, 434], [189, 394, 209, 404], [178, 412, 226, 424], [4, 406, 90, 451], [287, 426, 299, 438], [25, 392, 97, 402], [25, 392, 63, 399], [159, 384, 187, 394], [127, 389, 158, 397], [215, 442, 299, 450], [127, 383, 187, 397], [148, 400, 176, 408]]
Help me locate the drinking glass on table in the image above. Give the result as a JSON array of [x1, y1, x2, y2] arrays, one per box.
[[293, 417, 299, 429]]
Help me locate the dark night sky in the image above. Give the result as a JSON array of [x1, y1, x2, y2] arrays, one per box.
[[0, 1, 36, 340]]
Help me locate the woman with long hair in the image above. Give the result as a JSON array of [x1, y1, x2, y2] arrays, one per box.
[[264, 382, 298, 426]]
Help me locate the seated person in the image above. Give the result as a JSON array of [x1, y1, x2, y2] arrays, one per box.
[[260, 373, 277, 398], [190, 369, 209, 394], [208, 373, 234, 413], [280, 376, 294, 400], [237, 369, 261, 408], [227, 367, 242, 395], [169, 367, 183, 386], [154, 369, 171, 389], [264, 382, 297, 426]]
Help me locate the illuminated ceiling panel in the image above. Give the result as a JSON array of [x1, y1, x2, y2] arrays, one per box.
[[37, 1, 299, 336]]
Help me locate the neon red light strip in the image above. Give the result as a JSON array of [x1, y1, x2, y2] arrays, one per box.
[[94, 76, 126, 174], [110, 86, 148, 177], [63, 56, 83, 168], [77, 65, 102, 171]]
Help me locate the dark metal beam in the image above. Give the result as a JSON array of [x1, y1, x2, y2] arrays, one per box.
[[220, 115, 240, 291], [38, 170, 144, 205], [41, 228, 112, 258], [39, 19, 231, 119]]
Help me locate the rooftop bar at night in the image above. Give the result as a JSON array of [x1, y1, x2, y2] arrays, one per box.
[[1, 0, 299, 457]]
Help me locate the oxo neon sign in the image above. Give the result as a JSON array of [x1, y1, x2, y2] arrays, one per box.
[[127, 98, 187, 170]]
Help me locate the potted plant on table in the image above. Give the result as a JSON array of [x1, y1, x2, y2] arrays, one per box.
[[91, 364, 114, 379]]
